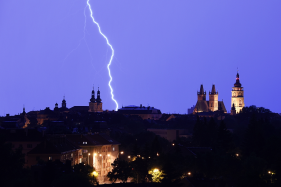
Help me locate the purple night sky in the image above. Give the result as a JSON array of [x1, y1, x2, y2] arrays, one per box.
[[0, 0, 280, 115]]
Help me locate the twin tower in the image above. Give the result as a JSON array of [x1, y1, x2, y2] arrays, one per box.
[[89, 87, 103, 112], [194, 84, 227, 113], [194, 72, 245, 114]]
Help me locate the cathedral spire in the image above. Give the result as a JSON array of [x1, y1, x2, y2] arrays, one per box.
[[210, 84, 218, 94], [199, 84, 204, 94], [197, 84, 206, 101], [96, 87, 101, 103], [234, 71, 241, 87], [90, 86, 96, 103], [62, 96, 66, 108]]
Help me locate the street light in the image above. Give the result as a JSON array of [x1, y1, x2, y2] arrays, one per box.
[[92, 171, 98, 177], [149, 168, 163, 183], [93, 153, 97, 168], [88, 153, 90, 165], [120, 151, 124, 154], [99, 154, 103, 176]]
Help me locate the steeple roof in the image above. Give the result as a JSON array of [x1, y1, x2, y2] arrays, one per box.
[[90, 86, 96, 103], [209, 84, 218, 95], [198, 84, 205, 95], [234, 72, 242, 87], [96, 87, 102, 103], [211, 84, 216, 93]]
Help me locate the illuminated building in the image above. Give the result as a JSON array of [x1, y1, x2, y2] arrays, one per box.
[[231, 72, 245, 113], [66, 134, 120, 183], [89, 87, 103, 112], [193, 84, 227, 113]]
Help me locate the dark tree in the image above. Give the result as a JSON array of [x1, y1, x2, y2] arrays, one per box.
[[0, 134, 25, 187], [214, 120, 233, 153], [107, 158, 132, 183]]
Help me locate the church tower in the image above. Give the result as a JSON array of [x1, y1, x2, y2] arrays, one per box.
[[89, 87, 103, 112], [95, 87, 103, 112], [197, 84, 206, 101], [231, 72, 245, 113], [62, 96, 66, 109], [209, 84, 218, 112]]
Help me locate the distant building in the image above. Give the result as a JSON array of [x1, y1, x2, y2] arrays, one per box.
[[118, 104, 162, 120], [231, 72, 245, 113], [193, 84, 227, 113], [187, 105, 195, 114]]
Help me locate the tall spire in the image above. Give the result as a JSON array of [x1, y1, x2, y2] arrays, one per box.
[[200, 84, 204, 94], [197, 84, 206, 101], [90, 86, 96, 103], [210, 84, 218, 94], [62, 96, 66, 108], [96, 87, 101, 103], [234, 71, 241, 87]]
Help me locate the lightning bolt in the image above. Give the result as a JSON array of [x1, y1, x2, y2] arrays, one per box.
[[86, 0, 119, 111]]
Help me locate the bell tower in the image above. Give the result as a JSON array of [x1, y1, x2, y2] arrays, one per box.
[[62, 96, 66, 109], [209, 84, 218, 112], [95, 87, 103, 112], [231, 72, 245, 113]]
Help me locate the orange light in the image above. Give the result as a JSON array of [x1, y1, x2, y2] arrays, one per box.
[[120, 151, 124, 154], [188, 172, 191, 176]]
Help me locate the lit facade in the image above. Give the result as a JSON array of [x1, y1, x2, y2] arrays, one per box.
[[65, 134, 120, 183], [231, 72, 245, 113], [193, 84, 227, 113]]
